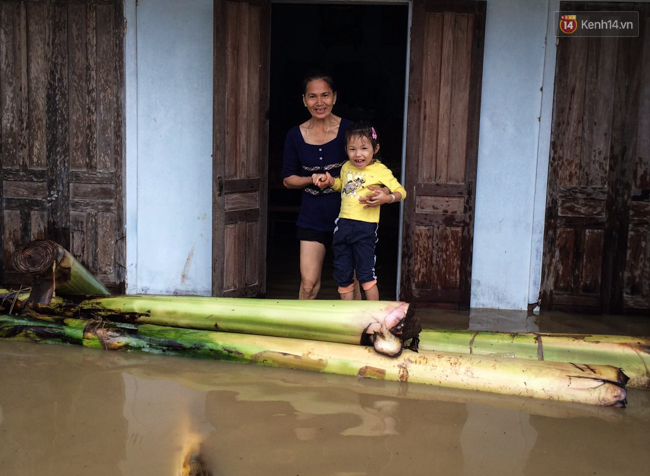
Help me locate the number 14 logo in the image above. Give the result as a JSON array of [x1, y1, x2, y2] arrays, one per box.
[[560, 14, 577, 34]]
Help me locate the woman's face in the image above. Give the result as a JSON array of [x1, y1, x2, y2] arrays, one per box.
[[302, 79, 337, 120]]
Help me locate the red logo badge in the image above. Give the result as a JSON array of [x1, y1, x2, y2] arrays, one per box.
[[560, 14, 577, 34]]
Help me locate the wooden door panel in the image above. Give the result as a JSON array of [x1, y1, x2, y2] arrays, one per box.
[[213, 0, 269, 297], [400, 0, 485, 308], [622, 17, 650, 310], [542, 33, 617, 310], [0, 0, 125, 291], [542, 2, 650, 313]]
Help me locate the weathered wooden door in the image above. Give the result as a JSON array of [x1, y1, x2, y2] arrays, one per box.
[[0, 0, 125, 291], [399, 0, 485, 308], [212, 0, 269, 297], [541, 2, 650, 313]]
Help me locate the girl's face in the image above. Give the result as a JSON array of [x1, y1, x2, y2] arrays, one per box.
[[346, 135, 379, 170], [302, 79, 336, 119]]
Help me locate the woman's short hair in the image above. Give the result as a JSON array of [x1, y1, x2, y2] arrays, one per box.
[[302, 71, 336, 94]]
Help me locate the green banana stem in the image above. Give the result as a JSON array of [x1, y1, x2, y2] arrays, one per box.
[[419, 329, 650, 388]]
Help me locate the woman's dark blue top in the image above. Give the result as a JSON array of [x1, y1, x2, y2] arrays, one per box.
[[281, 118, 352, 232]]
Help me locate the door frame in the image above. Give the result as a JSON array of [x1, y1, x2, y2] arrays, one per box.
[[212, 0, 415, 296]]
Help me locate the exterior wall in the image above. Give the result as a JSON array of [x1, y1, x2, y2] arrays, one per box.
[[470, 0, 549, 309], [124, 0, 648, 307], [125, 0, 214, 295]]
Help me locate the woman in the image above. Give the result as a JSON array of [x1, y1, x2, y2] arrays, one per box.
[[281, 73, 357, 299]]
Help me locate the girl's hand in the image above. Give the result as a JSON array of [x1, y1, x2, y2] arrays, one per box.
[[359, 186, 390, 208]]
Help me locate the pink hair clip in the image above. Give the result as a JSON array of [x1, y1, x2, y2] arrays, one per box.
[[371, 127, 377, 140]]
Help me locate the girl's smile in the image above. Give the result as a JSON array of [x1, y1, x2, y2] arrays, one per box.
[[346, 135, 380, 170]]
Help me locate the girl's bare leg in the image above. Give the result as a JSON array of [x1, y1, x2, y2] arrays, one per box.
[[364, 284, 379, 301], [299, 240, 327, 300], [339, 291, 355, 300], [352, 272, 362, 300]]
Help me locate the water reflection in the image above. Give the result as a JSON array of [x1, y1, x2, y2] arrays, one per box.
[[0, 306, 649, 476]]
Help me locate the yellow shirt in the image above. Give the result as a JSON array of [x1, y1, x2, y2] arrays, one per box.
[[332, 161, 407, 223]]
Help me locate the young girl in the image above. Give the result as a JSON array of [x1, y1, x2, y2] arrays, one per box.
[[313, 122, 406, 300]]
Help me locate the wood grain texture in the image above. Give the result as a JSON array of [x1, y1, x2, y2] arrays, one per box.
[[3, 210, 21, 270], [558, 197, 606, 217], [98, 212, 115, 274], [559, 37, 588, 187], [236, 2, 249, 179], [400, 1, 484, 309], [247, 3, 261, 181], [213, 0, 268, 297], [224, 1, 238, 180], [245, 220, 258, 286], [435, 12, 454, 184], [212, 0, 228, 295], [541, 2, 650, 313], [580, 37, 617, 187], [70, 182, 115, 200], [416, 196, 464, 214], [70, 211, 87, 265], [1, 2, 20, 168], [443, 227, 462, 289], [96, 3, 114, 172], [86, 1, 98, 171], [399, 0, 426, 301], [554, 228, 575, 292], [635, 16, 650, 189], [413, 226, 433, 290], [448, 13, 471, 184], [580, 229, 604, 293], [2, 181, 47, 198], [1, 0, 125, 291], [46, 0, 70, 248], [30, 211, 47, 241], [224, 191, 258, 212], [69, 3, 88, 170], [418, 13, 442, 183], [3, 169, 47, 181], [27, 1, 47, 169]]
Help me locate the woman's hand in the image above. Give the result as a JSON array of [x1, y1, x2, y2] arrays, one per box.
[[359, 186, 391, 208], [283, 175, 316, 189], [313, 172, 333, 189]]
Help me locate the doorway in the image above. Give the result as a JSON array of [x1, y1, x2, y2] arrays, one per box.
[[265, 3, 410, 299]]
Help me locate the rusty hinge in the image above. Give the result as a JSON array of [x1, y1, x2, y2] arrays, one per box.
[[217, 176, 224, 197]]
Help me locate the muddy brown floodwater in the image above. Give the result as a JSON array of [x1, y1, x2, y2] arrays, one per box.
[[1, 308, 649, 476]]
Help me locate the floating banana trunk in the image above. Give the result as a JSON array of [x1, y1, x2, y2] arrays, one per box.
[[4, 293, 420, 357], [419, 329, 650, 388], [0, 314, 628, 407]]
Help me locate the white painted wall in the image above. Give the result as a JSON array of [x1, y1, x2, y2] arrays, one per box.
[[470, 0, 549, 309], [124, 0, 646, 308], [125, 0, 214, 295]]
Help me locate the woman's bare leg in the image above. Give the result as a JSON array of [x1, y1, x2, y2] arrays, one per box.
[[299, 240, 327, 300]]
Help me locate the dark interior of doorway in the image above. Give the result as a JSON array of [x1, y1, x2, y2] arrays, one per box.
[[266, 3, 409, 299]]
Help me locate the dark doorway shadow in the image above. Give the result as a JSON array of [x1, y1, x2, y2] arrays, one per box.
[[266, 3, 409, 300]]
